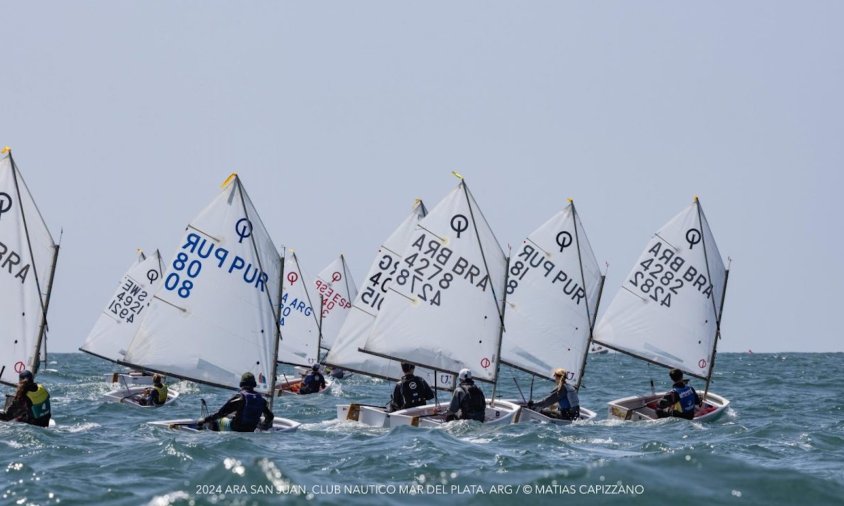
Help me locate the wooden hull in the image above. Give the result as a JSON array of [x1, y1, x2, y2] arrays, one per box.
[[102, 386, 180, 408], [147, 417, 301, 432], [607, 392, 730, 422]]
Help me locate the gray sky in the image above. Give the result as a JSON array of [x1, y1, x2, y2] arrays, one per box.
[[1, 2, 841, 353]]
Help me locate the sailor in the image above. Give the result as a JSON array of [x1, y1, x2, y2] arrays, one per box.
[[0, 370, 52, 427], [387, 362, 434, 412], [444, 368, 486, 422], [656, 368, 702, 420], [527, 368, 581, 420], [200, 372, 274, 431], [298, 364, 326, 395], [139, 374, 168, 406]]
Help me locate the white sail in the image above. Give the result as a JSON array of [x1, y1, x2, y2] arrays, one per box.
[[594, 198, 727, 379], [122, 174, 282, 394], [313, 255, 358, 351], [501, 202, 603, 387], [80, 250, 164, 364], [276, 250, 321, 367], [0, 151, 59, 386], [324, 200, 450, 387], [361, 180, 507, 383]]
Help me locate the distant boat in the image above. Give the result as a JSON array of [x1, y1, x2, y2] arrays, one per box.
[[121, 173, 300, 432], [274, 249, 333, 395], [313, 254, 358, 352], [589, 344, 610, 355], [0, 148, 60, 426], [79, 249, 179, 407], [594, 197, 730, 422], [360, 175, 520, 427], [500, 200, 602, 424]]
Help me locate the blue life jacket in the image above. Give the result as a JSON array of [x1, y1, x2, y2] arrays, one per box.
[[301, 372, 323, 394], [673, 384, 697, 414], [235, 390, 266, 431], [557, 384, 579, 412]]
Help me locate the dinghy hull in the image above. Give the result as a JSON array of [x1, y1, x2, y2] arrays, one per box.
[[102, 386, 180, 407], [505, 400, 597, 424], [148, 417, 301, 432], [607, 391, 729, 422]]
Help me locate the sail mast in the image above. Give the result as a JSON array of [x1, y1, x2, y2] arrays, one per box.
[[459, 177, 507, 397], [694, 197, 728, 398], [269, 251, 285, 409], [9, 151, 58, 374], [570, 199, 603, 390], [234, 176, 283, 402]]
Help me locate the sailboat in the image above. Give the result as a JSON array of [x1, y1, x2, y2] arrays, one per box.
[[594, 197, 730, 422], [79, 249, 180, 407], [275, 249, 332, 395], [0, 148, 60, 426], [360, 174, 520, 427], [323, 199, 453, 426], [120, 173, 300, 432], [313, 254, 358, 352], [500, 200, 603, 424]]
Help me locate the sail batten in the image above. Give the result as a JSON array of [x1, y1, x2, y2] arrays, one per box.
[[593, 199, 727, 379]]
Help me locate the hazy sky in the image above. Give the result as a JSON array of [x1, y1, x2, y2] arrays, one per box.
[[1, 2, 841, 353]]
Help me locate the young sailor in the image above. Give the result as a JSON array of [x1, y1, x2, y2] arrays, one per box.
[[528, 368, 581, 420], [656, 368, 702, 420], [0, 370, 52, 427], [299, 364, 327, 395], [445, 368, 486, 422], [139, 374, 168, 406], [200, 372, 274, 431], [387, 362, 434, 412]]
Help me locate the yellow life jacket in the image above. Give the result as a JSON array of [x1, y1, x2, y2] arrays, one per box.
[[152, 384, 168, 405], [26, 384, 51, 419]]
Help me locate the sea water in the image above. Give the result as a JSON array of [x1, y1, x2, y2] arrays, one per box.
[[1, 352, 843, 505]]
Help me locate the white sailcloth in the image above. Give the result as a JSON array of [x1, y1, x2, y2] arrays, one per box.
[[501, 203, 603, 387], [593, 198, 727, 379], [80, 250, 164, 364], [362, 180, 507, 383], [276, 250, 321, 367], [0, 151, 59, 386], [324, 200, 450, 387], [122, 175, 282, 394], [313, 255, 357, 351]]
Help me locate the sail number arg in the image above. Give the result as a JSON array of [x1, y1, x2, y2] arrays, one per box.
[[107, 276, 151, 323], [627, 240, 714, 308], [164, 232, 270, 299], [279, 291, 313, 326], [505, 243, 586, 305]]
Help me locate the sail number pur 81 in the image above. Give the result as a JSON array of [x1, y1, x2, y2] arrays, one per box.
[[627, 240, 715, 308]]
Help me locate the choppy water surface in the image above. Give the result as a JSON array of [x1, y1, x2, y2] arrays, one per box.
[[2, 352, 843, 505]]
